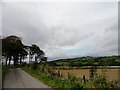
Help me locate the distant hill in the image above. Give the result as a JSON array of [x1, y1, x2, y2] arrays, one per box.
[[48, 55, 120, 66]]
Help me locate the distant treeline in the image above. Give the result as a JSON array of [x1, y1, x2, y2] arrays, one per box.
[[47, 56, 120, 67]]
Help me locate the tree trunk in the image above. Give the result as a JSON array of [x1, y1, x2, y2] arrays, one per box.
[[23, 57, 24, 62], [14, 58, 16, 67], [8, 56, 11, 66], [16, 59, 18, 67], [14, 56, 17, 67], [5, 56, 8, 66], [5, 59, 7, 66], [20, 56, 22, 65], [35, 56, 37, 63]]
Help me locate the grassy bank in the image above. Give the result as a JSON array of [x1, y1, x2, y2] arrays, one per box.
[[2, 66, 8, 86], [21, 66, 84, 89], [2, 66, 8, 78], [21, 65, 120, 89]]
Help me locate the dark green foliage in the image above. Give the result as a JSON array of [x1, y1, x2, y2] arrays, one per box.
[[48, 62, 57, 67], [2, 35, 28, 67], [21, 62, 27, 67], [31, 62, 39, 70], [93, 74, 109, 89], [29, 44, 45, 63]]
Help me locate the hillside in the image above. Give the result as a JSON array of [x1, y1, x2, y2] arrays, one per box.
[[48, 56, 120, 67]]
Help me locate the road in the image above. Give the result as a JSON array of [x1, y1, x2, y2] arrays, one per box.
[[3, 68, 52, 89]]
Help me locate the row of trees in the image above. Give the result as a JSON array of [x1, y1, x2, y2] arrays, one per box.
[[1, 35, 47, 67]]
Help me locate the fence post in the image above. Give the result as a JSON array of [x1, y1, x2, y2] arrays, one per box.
[[83, 75, 86, 83]]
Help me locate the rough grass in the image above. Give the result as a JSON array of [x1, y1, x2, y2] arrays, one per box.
[[21, 66, 120, 89], [21, 66, 84, 89], [2, 65, 8, 86], [2, 66, 8, 78]]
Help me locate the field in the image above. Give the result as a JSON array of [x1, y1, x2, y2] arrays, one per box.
[[21, 55, 120, 89], [47, 56, 120, 83], [21, 64, 120, 89], [52, 68, 119, 81]]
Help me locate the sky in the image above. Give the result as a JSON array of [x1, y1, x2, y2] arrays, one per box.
[[2, 1, 118, 60]]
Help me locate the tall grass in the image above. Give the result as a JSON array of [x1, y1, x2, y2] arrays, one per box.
[[22, 66, 84, 89], [2, 65, 8, 87], [21, 65, 120, 89]]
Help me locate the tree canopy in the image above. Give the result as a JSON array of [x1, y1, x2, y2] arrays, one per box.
[[2, 35, 47, 67]]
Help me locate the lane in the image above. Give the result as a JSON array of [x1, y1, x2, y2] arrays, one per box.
[[3, 68, 51, 88]]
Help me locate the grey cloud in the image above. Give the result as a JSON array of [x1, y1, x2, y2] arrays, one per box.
[[2, 2, 118, 60]]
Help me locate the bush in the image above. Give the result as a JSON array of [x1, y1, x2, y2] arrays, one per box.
[[21, 62, 27, 67], [31, 62, 39, 70], [67, 73, 83, 89], [93, 74, 109, 89]]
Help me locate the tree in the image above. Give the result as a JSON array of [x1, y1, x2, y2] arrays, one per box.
[[29, 44, 45, 63], [19, 47, 28, 65], [41, 57, 47, 63], [2, 35, 27, 67], [2, 35, 46, 67]]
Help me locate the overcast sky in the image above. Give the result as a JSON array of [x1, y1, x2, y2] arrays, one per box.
[[2, 2, 118, 60]]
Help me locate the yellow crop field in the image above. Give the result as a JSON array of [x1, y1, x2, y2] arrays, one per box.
[[52, 68, 119, 81]]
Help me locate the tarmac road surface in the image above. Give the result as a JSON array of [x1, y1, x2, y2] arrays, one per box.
[[3, 68, 52, 89]]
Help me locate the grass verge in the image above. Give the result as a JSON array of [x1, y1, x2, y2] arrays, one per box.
[[21, 66, 84, 89], [2, 66, 8, 86]]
